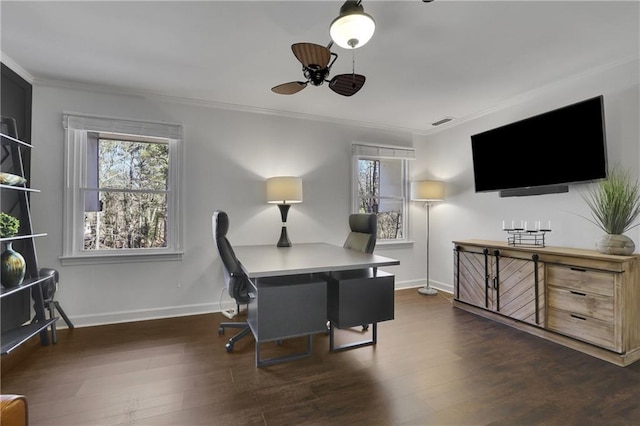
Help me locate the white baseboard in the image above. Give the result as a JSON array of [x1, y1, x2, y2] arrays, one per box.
[[57, 279, 454, 329]]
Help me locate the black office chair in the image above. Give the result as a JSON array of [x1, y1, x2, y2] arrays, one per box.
[[325, 213, 394, 352], [213, 210, 253, 352], [343, 213, 377, 254], [343, 213, 376, 332]]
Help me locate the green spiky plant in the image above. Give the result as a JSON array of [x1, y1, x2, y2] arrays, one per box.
[[0, 212, 20, 238], [581, 167, 640, 235]]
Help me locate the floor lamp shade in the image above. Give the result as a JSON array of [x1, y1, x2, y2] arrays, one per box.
[[411, 180, 445, 296], [266, 176, 302, 247], [411, 180, 445, 202]]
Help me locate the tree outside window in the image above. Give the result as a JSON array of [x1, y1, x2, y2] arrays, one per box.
[[83, 137, 170, 250], [355, 155, 408, 241]]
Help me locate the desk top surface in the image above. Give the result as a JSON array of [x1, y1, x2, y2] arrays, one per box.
[[234, 242, 400, 278]]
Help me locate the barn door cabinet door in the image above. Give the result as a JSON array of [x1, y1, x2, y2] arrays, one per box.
[[454, 244, 545, 327]]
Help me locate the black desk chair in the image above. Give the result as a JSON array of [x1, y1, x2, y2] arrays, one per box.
[[213, 210, 252, 352], [325, 213, 394, 351], [343, 213, 377, 255], [342, 214, 377, 332]]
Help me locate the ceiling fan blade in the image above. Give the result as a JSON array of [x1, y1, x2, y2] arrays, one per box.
[[328, 74, 366, 96], [271, 81, 308, 95], [291, 43, 331, 69]]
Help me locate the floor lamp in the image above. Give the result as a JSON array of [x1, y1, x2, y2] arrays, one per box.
[[266, 176, 303, 247], [411, 180, 445, 296]]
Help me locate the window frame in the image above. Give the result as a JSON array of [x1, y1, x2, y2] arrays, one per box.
[[61, 113, 184, 265], [351, 143, 414, 245]]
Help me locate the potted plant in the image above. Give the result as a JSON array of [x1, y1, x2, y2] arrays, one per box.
[[581, 166, 640, 255], [0, 212, 20, 238]]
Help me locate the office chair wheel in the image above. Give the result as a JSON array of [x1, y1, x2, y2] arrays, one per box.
[[362, 324, 369, 331], [218, 327, 225, 335], [225, 342, 234, 352]]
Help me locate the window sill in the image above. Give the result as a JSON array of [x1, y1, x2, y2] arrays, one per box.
[[60, 251, 183, 266], [376, 240, 415, 249]]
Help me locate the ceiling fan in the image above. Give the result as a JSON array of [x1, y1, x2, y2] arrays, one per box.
[[271, 42, 366, 97]]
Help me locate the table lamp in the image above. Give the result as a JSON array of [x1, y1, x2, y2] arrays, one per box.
[[266, 176, 302, 247], [411, 180, 445, 295]]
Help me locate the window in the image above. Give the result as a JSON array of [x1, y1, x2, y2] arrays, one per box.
[[352, 143, 414, 243], [62, 114, 183, 264]]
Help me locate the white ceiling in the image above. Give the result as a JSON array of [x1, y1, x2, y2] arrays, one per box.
[[1, 1, 638, 134]]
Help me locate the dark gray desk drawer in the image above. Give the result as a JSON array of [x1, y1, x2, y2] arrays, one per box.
[[325, 269, 394, 328], [247, 274, 327, 342]]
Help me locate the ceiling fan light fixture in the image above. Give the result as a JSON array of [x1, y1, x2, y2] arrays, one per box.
[[330, 1, 375, 49]]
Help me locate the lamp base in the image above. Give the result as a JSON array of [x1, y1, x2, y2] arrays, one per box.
[[418, 286, 438, 296], [277, 226, 291, 247]]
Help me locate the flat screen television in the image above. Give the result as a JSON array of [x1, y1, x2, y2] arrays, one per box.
[[470, 95, 608, 197]]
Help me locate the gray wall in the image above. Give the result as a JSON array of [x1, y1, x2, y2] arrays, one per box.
[[412, 59, 640, 293], [30, 84, 423, 326], [25, 58, 640, 327]]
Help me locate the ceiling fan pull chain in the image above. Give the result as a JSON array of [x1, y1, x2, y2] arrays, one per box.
[[352, 50, 358, 87]]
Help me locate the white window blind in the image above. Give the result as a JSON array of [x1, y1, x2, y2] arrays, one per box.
[[352, 143, 416, 160]]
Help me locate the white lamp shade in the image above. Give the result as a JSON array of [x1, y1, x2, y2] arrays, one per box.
[[330, 9, 375, 49], [411, 180, 445, 201], [266, 176, 303, 204]]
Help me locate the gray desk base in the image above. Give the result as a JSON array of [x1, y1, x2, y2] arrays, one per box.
[[324, 269, 395, 352], [247, 273, 327, 367]]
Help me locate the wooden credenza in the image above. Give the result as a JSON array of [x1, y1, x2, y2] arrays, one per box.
[[453, 240, 640, 367]]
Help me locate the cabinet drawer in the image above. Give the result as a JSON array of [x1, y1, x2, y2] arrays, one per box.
[[247, 274, 327, 342], [547, 308, 616, 351], [546, 265, 614, 297], [326, 270, 394, 328], [547, 287, 613, 322]]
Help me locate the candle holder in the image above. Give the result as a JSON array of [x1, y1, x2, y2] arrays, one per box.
[[504, 228, 551, 248]]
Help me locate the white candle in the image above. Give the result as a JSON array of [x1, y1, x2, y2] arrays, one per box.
[[502, 220, 506, 230], [511, 220, 515, 229], [524, 221, 528, 231]]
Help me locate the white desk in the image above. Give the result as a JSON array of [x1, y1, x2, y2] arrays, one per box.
[[233, 243, 400, 366], [234, 242, 400, 278]]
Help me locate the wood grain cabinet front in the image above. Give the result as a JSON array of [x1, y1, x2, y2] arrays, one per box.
[[547, 264, 618, 352], [454, 245, 545, 327], [453, 240, 640, 367]]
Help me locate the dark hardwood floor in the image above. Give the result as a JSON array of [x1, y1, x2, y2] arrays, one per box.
[[1, 289, 639, 425]]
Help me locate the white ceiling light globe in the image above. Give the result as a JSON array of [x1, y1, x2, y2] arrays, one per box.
[[330, 10, 375, 49]]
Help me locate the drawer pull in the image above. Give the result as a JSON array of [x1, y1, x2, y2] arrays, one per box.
[[570, 314, 586, 321], [570, 267, 586, 272], [570, 290, 587, 296]]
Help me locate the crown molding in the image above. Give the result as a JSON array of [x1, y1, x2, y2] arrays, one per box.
[[420, 56, 639, 137], [0, 52, 34, 83], [31, 77, 419, 135], [25, 55, 640, 138]]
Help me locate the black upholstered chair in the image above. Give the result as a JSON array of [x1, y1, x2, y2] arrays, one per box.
[[341, 214, 377, 332], [213, 210, 253, 352], [343, 213, 377, 254], [324, 213, 394, 352]]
